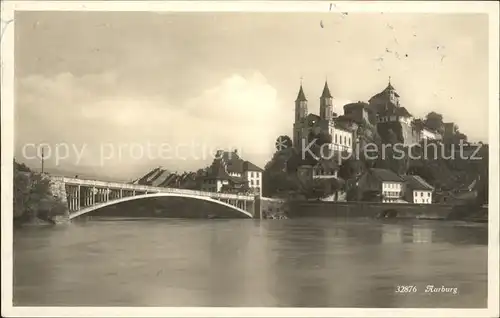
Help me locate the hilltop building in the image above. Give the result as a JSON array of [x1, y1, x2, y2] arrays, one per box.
[[201, 150, 263, 195], [293, 81, 356, 156], [368, 79, 444, 145], [291, 78, 451, 160]]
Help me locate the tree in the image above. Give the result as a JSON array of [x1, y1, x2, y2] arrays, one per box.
[[14, 160, 31, 172], [13, 160, 67, 224], [275, 135, 293, 151], [14, 171, 52, 221], [308, 130, 332, 147], [301, 177, 343, 200], [451, 132, 468, 144], [262, 147, 302, 197], [424, 112, 444, 132]]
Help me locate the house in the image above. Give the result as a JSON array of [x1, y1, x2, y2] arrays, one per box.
[[201, 150, 263, 195], [356, 168, 406, 203], [402, 175, 434, 204]]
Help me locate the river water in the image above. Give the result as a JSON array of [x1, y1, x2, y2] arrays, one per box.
[[13, 218, 488, 308]]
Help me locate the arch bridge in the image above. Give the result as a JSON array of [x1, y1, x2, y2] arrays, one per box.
[[50, 177, 260, 220]]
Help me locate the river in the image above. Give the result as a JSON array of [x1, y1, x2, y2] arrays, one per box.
[[13, 218, 487, 307]]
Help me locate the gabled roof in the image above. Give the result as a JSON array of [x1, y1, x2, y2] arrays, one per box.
[[395, 107, 412, 118], [153, 171, 175, 187], [368, 168, 404, 182], [208, 150, 263, 179], [321, 81, 333, 98], [404, 175, 434, 191], [306, 113, 321, 126], [221, 151, 244, 174], [243, 161, 263, 172], [296, 85, 307, 102], [369, 80, 400, 103]]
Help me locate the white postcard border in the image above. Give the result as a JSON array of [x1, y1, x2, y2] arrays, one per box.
[[1, 1, 499, 317]]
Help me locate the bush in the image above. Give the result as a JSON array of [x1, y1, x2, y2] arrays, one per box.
[[13, 160, 67, 223]]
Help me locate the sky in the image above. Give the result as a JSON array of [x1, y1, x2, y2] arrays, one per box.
[[14, 11, 489, 181]]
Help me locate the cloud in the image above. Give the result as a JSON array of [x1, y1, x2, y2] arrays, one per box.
[[15, 71, 288, 178]]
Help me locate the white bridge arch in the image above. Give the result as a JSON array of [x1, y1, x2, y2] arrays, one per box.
[[69, 192, 253, 219], [53, 177, 258, 220]]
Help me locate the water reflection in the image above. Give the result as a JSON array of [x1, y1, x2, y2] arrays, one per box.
[[270, 221, 330, 307], [207, 220, 252, 306], [13, 218, 487, 308], [412, 227, 434, 244]]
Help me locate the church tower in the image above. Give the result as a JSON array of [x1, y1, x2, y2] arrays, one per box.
[[293, 84, 308, 149], [294, 84, 308, 122], [320, 80, 334, 121], [385, 76, 400, 106]]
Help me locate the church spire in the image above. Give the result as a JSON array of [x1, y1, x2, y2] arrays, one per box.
[[386, 76, 395, 90], [321, 80, 333, 98], [296, 84, 307, 102]]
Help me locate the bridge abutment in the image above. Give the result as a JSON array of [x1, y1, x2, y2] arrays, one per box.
[[253, 195, 262, 219], [45, 176, 70, 224]]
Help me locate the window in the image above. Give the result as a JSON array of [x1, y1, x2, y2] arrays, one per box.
[[335, 134, 337, 143], [427, 192, 430, 197]]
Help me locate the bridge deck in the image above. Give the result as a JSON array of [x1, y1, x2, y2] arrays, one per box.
[[53, 176, 255, 201]]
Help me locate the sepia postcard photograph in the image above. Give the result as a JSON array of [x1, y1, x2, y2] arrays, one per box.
[[1, 1, 499, 317]]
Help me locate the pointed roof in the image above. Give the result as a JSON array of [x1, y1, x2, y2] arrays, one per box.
[[295, 85, 307, 102], [321, 81, 333, 98], [383, 77, 399, 97], [368, 79, 400, 103]]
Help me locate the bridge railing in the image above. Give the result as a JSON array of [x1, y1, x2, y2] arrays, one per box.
[[56, 176, 254, 201]]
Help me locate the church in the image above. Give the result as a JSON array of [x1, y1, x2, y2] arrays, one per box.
[[293, 78, 447, 157], [292, 81, 355, 156]]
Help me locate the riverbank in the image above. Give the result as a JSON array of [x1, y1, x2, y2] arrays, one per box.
[[286, 200, 488, 221]]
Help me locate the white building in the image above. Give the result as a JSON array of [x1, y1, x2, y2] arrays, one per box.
[[403, 175, 434, 204], [381, 180, 404, 203], [201, 150, 263, 195], [420, 127, 442, 141], [356, 168, 406, 203]]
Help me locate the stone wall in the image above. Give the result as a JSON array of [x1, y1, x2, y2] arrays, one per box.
[[260, 197, 288, 219], [45, 176, 69, 223], [287, 200, 483, 220], [47, 176, 68, 205]]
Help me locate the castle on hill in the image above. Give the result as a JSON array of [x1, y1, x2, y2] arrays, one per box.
[[292, 78, 456, 155]]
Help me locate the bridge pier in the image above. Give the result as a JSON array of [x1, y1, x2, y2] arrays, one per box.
[[96, 188, 103, 203], [66, 185, 79, 212], [253, 195, 262, 219]]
